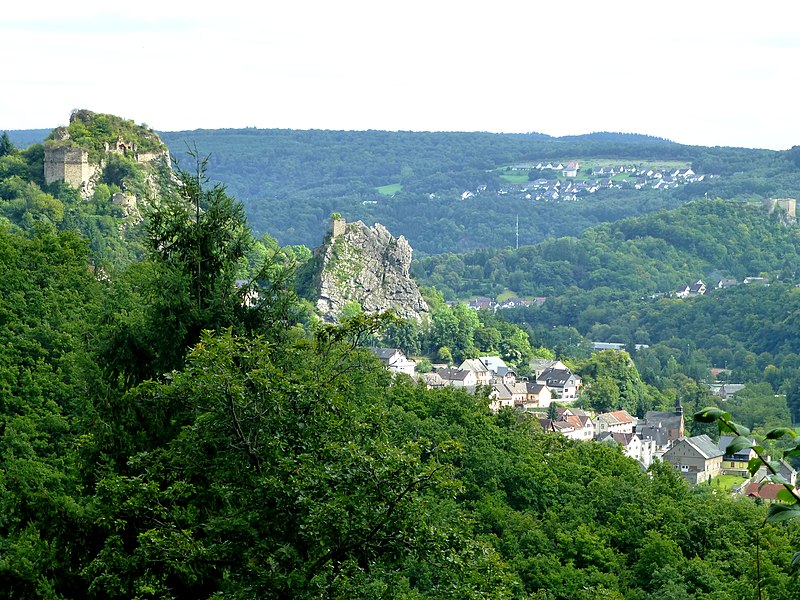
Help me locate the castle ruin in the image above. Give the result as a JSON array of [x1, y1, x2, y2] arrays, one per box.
[[43, 133, 169, 199], [43, 146, 99, 194], [764, 198, 797, 221]]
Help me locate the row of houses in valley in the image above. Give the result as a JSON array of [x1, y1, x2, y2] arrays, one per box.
[[541, 402, 799, 503], [370, 347, 798, 504], [369, 349, 583, 412], [539, 403, 684, 467], [464, 296, 547, 312]]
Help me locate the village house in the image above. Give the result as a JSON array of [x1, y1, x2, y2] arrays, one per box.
[[418, 371, 446, 389], [717, 435, 756, 477], [689, 280, 707, 296], [481, 356, 517, 383], [597, 431, 656, 467], [540, 407, 595, 441], [529, 359, 568, 379], [436, 367, 478, 388], [755, 458, 798, 487], [717, 278, 738, 288], [536, 366, 581, 401], [562, 161, 580, 177], [458, 358, 492, 386], [742, 481, 787, 503], [466, 297, 495, 311], [524, 382, 553, 409], [489, 381, 528, 412], [708, 383, 746, 400], [675, 280, 706, 298], [594, 410, 636, 436], [636, 402, 685, 454], [370, 348, 416, 376], [662, 434, 724, 484]]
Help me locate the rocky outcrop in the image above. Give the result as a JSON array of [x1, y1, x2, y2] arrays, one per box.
[[313, 219, 429, 322]]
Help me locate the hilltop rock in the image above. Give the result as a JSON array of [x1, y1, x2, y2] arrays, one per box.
[[43, 109, 169, 200], [310, 219, 429, 322]]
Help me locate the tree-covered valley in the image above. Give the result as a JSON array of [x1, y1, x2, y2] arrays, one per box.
[[2, 115, 800, 598]]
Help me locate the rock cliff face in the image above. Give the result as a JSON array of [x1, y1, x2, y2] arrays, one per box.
[[313, 219, 429, 322]]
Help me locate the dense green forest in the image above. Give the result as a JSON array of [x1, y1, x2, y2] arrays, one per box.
[[1, 182, 799, 598], [12, 126, 800, 255], [413, 199, 800, 297], [3, 118, 800, 597]]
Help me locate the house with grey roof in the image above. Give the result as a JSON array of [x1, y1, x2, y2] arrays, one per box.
[[636, 403, 685, 453], [662, 435, 724, 484], [489, 381, 528, 412], [709, 383, 746, 400], [458, 358, 492, 386], [718, 435, 756, 477], [536, 367, 581, 401], [436, 367, 477, 388], [370, 347, 416, 376]]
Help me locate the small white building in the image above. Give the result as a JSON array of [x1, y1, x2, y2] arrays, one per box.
[[370, 348, 416, 376]]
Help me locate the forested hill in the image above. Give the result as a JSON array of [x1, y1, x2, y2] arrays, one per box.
[[412, 199, 800, 299], [156, 129, 794, 255], [10, 126, 799, 255]]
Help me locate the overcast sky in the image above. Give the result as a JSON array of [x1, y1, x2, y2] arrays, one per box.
[[3, 1, 799, 150]]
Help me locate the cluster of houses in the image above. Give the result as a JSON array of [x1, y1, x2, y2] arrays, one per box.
[[421, 357, 582, 411], [370, 347, 798, 503], [493, 161, 711, 203], [369, 349, 581, 410], [463, 296, 546, 312], [674, 277, 772, 298]]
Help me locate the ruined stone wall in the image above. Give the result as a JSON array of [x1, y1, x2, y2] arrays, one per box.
[[778, 198, 796, 219], [764, 198, 797, 220], [44, 147, 98, 189], [330, 218, 347, 239]]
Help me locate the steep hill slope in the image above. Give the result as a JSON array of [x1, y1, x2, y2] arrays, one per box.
[[413, 198, 800, 298]]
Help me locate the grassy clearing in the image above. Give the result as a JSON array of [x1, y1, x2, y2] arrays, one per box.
[[496, 289, 520, 301], [376, 183, 402, 196], [710, 474, 749, 491], [499, 174, 529, 184]]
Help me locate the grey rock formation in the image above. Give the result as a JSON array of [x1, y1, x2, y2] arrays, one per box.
[[313, 219, 429, 322]]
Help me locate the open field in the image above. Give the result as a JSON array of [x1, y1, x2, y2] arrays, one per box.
[[376, 183, 402, 196]]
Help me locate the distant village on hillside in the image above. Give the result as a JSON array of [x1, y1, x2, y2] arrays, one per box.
[[458, 161, 715, 203]]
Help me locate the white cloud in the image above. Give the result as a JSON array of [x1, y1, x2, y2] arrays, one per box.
[[2, 0, 800, 149]]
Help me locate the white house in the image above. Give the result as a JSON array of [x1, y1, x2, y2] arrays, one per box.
[[371, 348, 416, 376]]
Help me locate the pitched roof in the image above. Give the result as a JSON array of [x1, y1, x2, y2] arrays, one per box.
[[718, 435, 755, 461], [371, 347, 403, 360], [684, 434, 724, 460], [744, 481, 787, 501], [526, 382, 548, 395], [596, 410, 636, 426], [641, 410, 683, 431], [459, 358, 489, 373], [480, 356, 508, 373], [540, 367, 578, 386], [598, 432, 639, 447], [437, 367, 471, 381]]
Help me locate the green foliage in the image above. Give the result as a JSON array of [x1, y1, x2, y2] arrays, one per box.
[[575, 350, 649, 415], [694, 407, 800, 523], [415, 199, 800, 298], [47, 109, 163, 163], [86, 326, 499, 598], [95, 153, 298, 387], [0, 131, 14, 156]]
